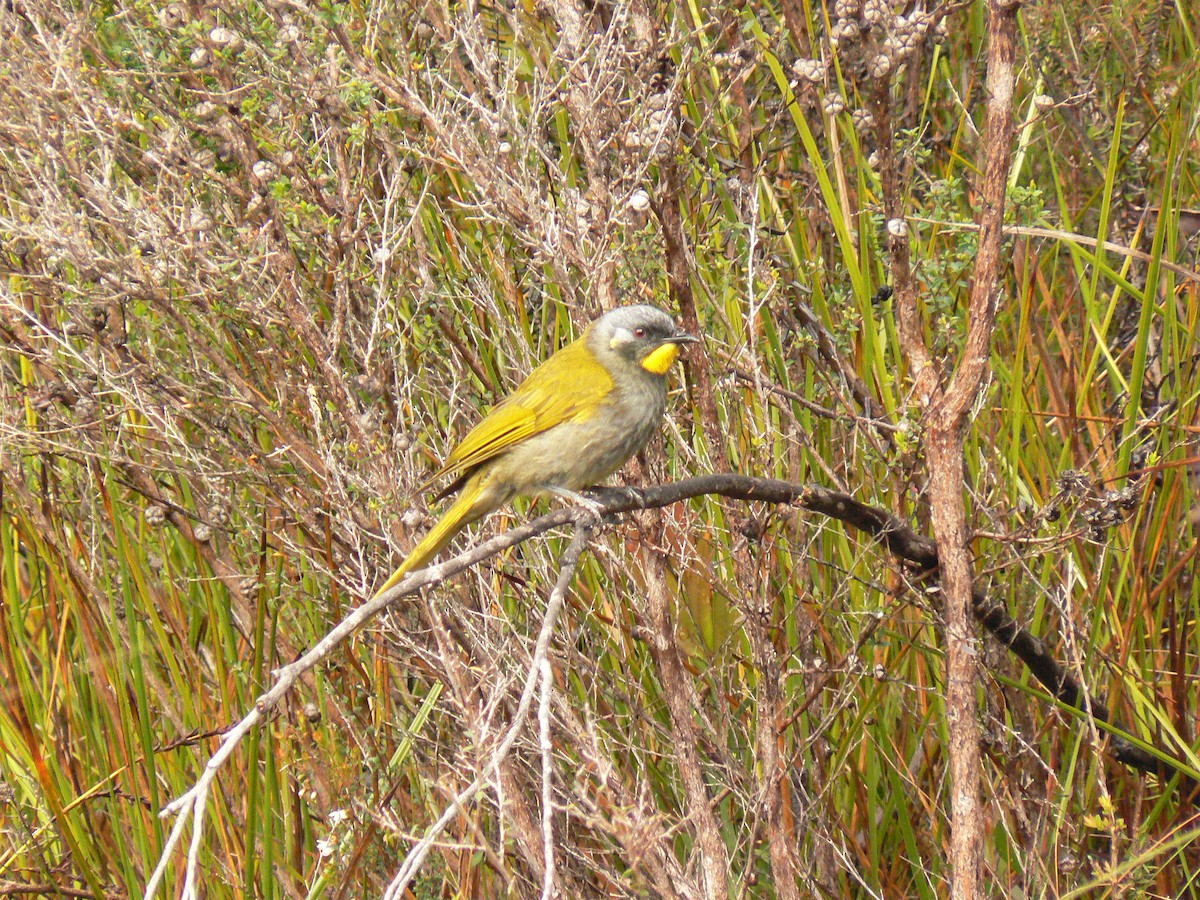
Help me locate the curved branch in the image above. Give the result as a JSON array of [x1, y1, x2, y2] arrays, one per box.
[[372, 473, 1187, 784], [149, 472, 1193, 896], [592, 476, 1186, 784], [376, 472, 1185, 782]]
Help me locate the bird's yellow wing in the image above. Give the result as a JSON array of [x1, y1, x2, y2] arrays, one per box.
[[426, 331, 613, 487]]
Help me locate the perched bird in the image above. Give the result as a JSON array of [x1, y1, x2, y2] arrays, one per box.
[[373, 304, 696, 595]]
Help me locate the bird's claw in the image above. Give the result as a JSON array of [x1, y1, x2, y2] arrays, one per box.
[[548, 488, 607, 526], [575, 495, 606, 526]]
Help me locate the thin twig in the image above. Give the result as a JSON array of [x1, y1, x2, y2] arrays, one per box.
[[910, 218, 1200, 284], [381, 523, 594, 900], [538, 656, 557, 900]]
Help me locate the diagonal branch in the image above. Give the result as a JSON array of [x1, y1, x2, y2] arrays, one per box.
[[146, 473, 1192, 896], [383, 524, 595, 900]]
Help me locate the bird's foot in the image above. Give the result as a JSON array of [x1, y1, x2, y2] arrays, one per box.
[[547, 487, 607, 526]]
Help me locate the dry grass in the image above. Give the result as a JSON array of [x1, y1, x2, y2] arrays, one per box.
[[2, 0, 1199, 896]]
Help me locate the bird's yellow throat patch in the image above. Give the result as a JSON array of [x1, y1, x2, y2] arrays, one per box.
[[641, 342, 681, 375]]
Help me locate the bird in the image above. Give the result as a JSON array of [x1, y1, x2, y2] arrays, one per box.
[[372, 304, 697, 596]]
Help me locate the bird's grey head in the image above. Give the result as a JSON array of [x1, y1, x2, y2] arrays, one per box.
[[591, 304, 698, 375]]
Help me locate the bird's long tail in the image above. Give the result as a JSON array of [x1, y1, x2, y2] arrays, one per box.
[[371, 474, 492, 599]]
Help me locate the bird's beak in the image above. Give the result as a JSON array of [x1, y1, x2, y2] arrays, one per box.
[[642, 332, 698, 374]]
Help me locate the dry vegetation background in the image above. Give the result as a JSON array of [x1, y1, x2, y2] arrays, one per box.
[[2, 0, 1200, 896]]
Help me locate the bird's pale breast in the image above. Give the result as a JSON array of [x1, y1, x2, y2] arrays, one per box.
[[487, 372, 667, 494]]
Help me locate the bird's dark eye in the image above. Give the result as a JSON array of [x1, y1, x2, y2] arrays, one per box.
[[633, 327, 647, 339]]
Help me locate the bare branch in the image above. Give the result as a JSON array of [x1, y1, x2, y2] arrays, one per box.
[[383, 523, 594, 899], [143, 468, 1190, 897]]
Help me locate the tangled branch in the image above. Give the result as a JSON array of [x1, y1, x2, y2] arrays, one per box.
[[145, 472, 1193, 896]]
